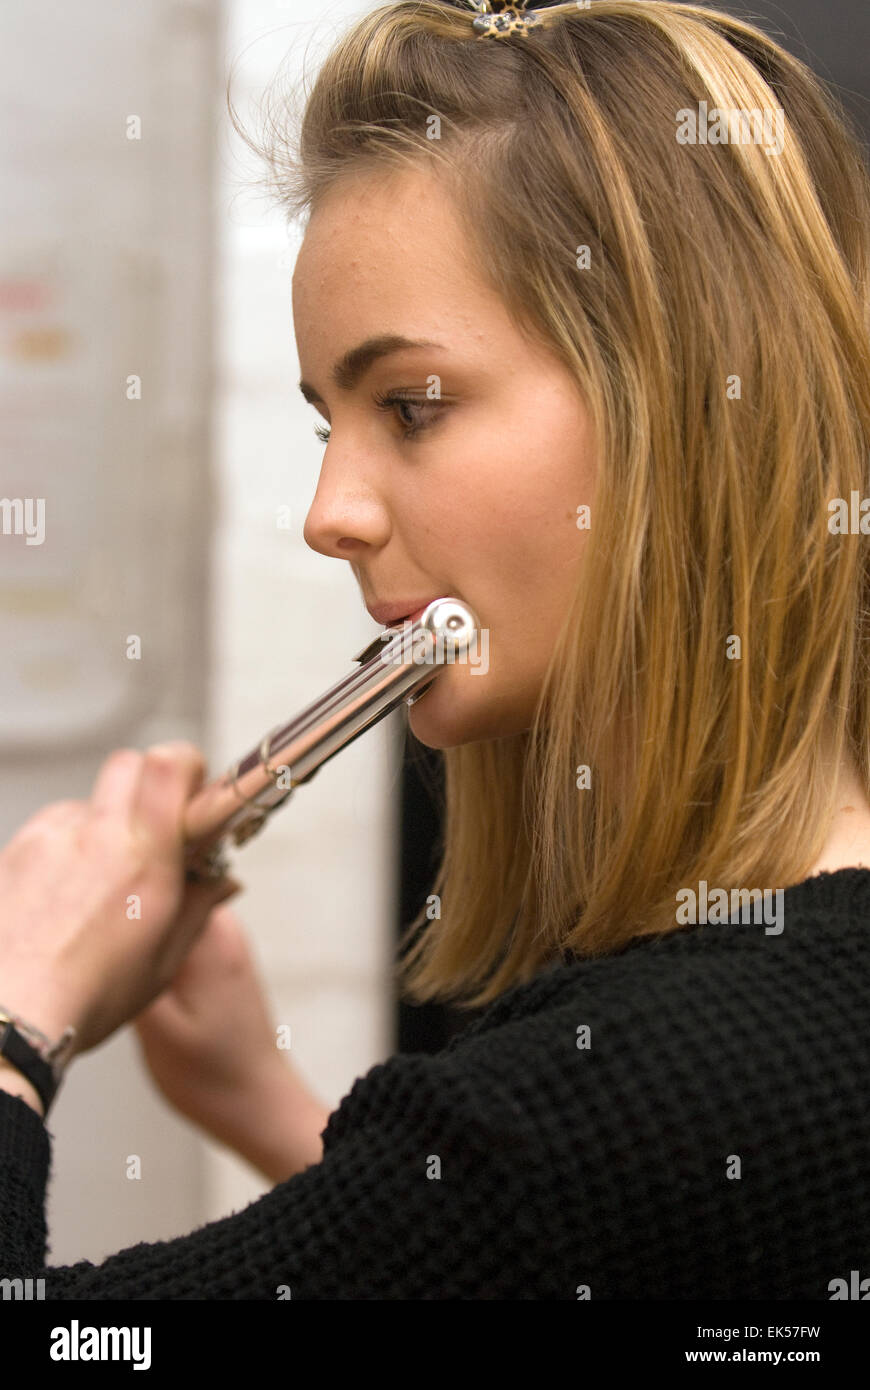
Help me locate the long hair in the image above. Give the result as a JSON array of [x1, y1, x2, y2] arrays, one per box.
[[234, 1, 870, 1008]]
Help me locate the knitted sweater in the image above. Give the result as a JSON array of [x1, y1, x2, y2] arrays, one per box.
[[1, 866, 868, 1299]]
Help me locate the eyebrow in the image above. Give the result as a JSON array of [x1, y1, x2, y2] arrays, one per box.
[[298, 334, 445, 405]]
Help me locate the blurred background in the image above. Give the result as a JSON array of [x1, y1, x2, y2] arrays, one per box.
[[1, 0, 867, 1264]]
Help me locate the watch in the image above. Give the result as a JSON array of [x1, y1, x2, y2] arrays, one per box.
[[0, 1012, 76, 1117]]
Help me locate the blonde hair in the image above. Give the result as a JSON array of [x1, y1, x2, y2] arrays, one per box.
[[237, 1, 870, 1008]]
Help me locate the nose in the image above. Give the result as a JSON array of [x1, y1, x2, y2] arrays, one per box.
[[302, 450, 391, 560]]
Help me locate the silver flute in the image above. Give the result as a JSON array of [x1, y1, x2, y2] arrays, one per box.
[[182, 597, 479, 882]]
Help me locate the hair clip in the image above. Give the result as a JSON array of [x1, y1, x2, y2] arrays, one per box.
[[466, 1, 578, 40], [467, 1, 542, 37]]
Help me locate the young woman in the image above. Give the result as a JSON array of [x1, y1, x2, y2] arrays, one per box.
[[1, 0, 869, 1298]]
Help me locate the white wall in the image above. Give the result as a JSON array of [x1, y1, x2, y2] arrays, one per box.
[[0, 0, 220, 1264], [205, 0, 401, 1218], [1, 0, 400, 1263]]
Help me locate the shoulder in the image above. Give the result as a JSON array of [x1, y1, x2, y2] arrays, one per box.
[[330, 900, 867, 1131], [307, 897, 868, 1296]]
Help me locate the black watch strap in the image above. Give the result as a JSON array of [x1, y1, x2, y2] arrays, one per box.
[[0, 1020, 58, 1116]]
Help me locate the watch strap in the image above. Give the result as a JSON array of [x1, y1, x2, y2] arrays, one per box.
[[0, 1019, 58, 1116]]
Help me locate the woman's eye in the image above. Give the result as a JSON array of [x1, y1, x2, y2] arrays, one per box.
[[375, 391, 442, 439], [312, 391, 444, 445]]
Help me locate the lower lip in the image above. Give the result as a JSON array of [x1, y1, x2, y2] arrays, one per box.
[[385, 602, 430, 628]]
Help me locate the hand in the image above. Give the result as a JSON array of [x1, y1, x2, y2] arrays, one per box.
[[133, 901, 279, 1107], [133, 904, 331, 1182], [0, 742, 240, 1059]]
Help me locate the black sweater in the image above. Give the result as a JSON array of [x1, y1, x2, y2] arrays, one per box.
[[1, 866, 868, 1299]]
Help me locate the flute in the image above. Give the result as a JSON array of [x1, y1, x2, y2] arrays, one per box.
[[182, 597, 479, 882]]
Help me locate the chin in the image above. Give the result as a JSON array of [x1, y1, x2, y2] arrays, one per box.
[[406, 665, 529, 748]]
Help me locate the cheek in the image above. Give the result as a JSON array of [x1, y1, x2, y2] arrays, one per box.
[[458, 468, 585, 612], [400, 405, 590, 711], [406, 514, 585, 745]]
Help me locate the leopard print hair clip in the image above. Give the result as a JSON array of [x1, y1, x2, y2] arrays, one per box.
[[465, 1, 584, 40]]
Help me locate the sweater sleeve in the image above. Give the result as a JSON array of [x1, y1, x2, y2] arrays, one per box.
[[0, 1046, 542, 1299]]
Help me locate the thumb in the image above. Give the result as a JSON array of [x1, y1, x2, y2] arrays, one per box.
[[133, 988, 184, 1037], [168, 875, 244, 964]]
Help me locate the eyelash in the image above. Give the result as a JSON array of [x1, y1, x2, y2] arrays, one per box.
[[313, 390, 442, 444]]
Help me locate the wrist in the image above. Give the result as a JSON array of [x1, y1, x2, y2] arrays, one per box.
[[0, 992, 81, 1055], [0, 1056, 46, 1119], [218, 1056, 331, 1185]]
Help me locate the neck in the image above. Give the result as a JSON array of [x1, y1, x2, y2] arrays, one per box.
[[805, 751, 870, 878]]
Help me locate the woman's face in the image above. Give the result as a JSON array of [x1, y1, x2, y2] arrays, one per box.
[[292, 166, 596, 747]]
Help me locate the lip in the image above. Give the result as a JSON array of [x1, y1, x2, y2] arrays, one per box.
[[366, 597, 442, 627]]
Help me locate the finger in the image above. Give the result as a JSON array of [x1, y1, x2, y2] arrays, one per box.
[[22, 800, 86, 830], [168, 891, 243, 967], [89, 749, 146, 821], [132, 994, 199, 1065], [146, 899, 243, 1013], [3, 800, 86, 858], [201, 902, 249, 962], [131, 742, 209, 853], [159, 877, 242, 980], [133, 988, 188, 1038], [132, 990, 180, 1031], [35, 799, 84, 820], [173, 899, 243, 971], [180, 876, 242, 923]]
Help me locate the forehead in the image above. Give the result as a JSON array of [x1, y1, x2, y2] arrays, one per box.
[[292, 167, 480, 319], [290, 166, 545, 381], [297, 165, 461, 252]]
